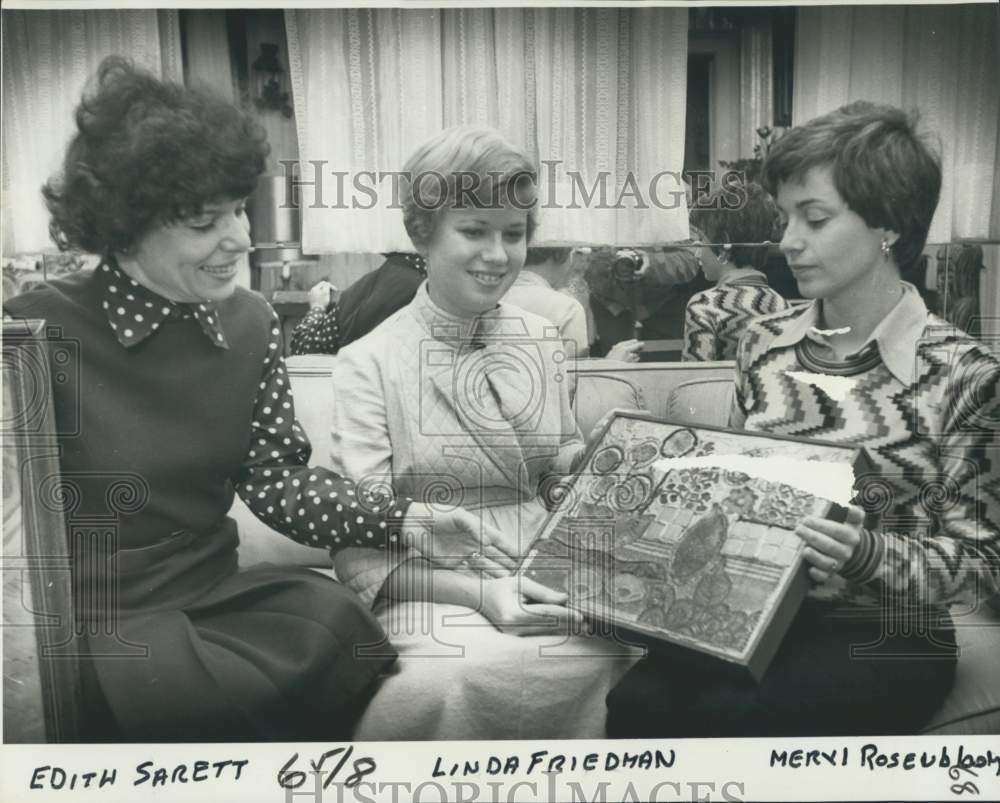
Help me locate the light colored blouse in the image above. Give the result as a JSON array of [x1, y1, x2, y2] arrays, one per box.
[[329, 281, 584, 603]]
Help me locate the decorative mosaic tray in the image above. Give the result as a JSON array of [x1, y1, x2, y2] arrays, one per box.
[[519, 413, 872, 681]]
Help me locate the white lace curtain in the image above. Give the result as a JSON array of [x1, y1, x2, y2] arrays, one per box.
[[286, 8, 689, 254], [795, 4, 1000, 343], [1, 10, 182, 256], [739, 17, 773, 159], [794, 4, 998, 247]]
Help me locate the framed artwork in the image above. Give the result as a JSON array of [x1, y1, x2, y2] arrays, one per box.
[[520, 412, 873, 681]]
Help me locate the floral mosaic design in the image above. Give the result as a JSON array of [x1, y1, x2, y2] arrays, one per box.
[[659, 467, 718, 513], [722, 485, 758, 516], [589, 473, 619, 502], [628, 439, 661, 467], [521, 414, 864, 672], [609, 473, 653, 512], [743, 480, 816, 530], [592, 445, 625, 474], [660, 427, 697, 458]]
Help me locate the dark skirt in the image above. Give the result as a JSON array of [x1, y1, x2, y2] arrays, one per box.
[[606, 600, 958, 738], [79, 520, 395, 742]]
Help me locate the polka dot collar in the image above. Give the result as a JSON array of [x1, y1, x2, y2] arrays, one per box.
[[98, 259, 230, 349], [385, 252, 427, 274]]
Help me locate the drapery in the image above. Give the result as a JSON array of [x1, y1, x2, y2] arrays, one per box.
[[182, 10, 236, 100], [739, 17, 773, 160], [793, 5, 998, 249], [1, 10, 182, 256], [286, 8, 689, 254]]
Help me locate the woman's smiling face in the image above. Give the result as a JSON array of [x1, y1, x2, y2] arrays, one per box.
[[424, 204, 529, 317], [775, 165, 896, 301], [121, 197, 252, 303]]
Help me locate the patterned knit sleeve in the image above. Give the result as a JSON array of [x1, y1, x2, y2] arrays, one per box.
[[289, 304, 339, 355], [842, 342, 1000, 608], [764, 287, 791, 315], [727, 325, 754, 429], [233, 307, 410, 552], [682, 292, 719, 362]]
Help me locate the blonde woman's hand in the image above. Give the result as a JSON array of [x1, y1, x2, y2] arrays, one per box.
[[606, 338, 644, 363], [401, 502, 518, 577], [795, 505, 865, 583], [482, 576, 584, 636]]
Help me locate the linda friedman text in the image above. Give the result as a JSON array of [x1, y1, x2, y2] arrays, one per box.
[[433, 747, 675, 778]]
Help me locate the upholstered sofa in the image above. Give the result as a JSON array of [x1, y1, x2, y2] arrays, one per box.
[[3, 346, 997, 740], [231, 354, 1000, 737]]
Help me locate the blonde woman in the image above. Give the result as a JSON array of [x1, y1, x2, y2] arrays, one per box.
[[329, 126, 640, 740]]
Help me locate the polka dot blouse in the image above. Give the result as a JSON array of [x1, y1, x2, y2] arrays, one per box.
[[289, 253, 427, 356], [97, 260, 412, 552], [290, 304, 340, 355]]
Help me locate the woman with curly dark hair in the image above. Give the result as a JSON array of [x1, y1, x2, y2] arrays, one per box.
[[5, 57, 514, 742]]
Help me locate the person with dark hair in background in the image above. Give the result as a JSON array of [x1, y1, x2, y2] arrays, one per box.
[[682, 182, 788, 361], [290, 251, 426, 355], [295, 244, 647, 362], [607, 100, 999, 737], [585, 244, 703, 360], [4, 57, 513, 742]]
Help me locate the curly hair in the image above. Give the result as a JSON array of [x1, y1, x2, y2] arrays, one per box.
[[688, 181, 779, 270], [761, 101, 941, 272], [399, 126, 538, 251], [43, 57, 270, 255]]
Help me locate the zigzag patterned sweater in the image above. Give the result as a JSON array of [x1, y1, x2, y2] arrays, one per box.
[[730, 293, 1000, 614], [683, 270, 789, 361]]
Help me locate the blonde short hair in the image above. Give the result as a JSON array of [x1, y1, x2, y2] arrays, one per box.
[[400, 126, 538, 250]]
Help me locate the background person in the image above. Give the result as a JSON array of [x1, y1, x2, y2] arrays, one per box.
[[290, 251, 426, 355], [4, 58, 513, 742], [585, 245, 703, 360], [607, 100, 999, 737], [502, 245, 589, 357], [682, 181, 789, 361]]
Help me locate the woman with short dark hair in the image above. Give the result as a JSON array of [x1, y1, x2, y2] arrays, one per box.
[[6, 57, 512, 742], [761, 101, 942, 274], [608, 100, 999, 737]]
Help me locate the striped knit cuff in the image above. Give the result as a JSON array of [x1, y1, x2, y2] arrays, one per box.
[[840, 527, 884, 583]]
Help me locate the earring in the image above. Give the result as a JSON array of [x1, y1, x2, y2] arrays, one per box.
[[880, 239, 891, 259]]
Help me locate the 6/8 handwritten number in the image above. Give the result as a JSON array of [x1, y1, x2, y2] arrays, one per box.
[[278, 747, 376, 790], [948, 766, 980, 797]]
